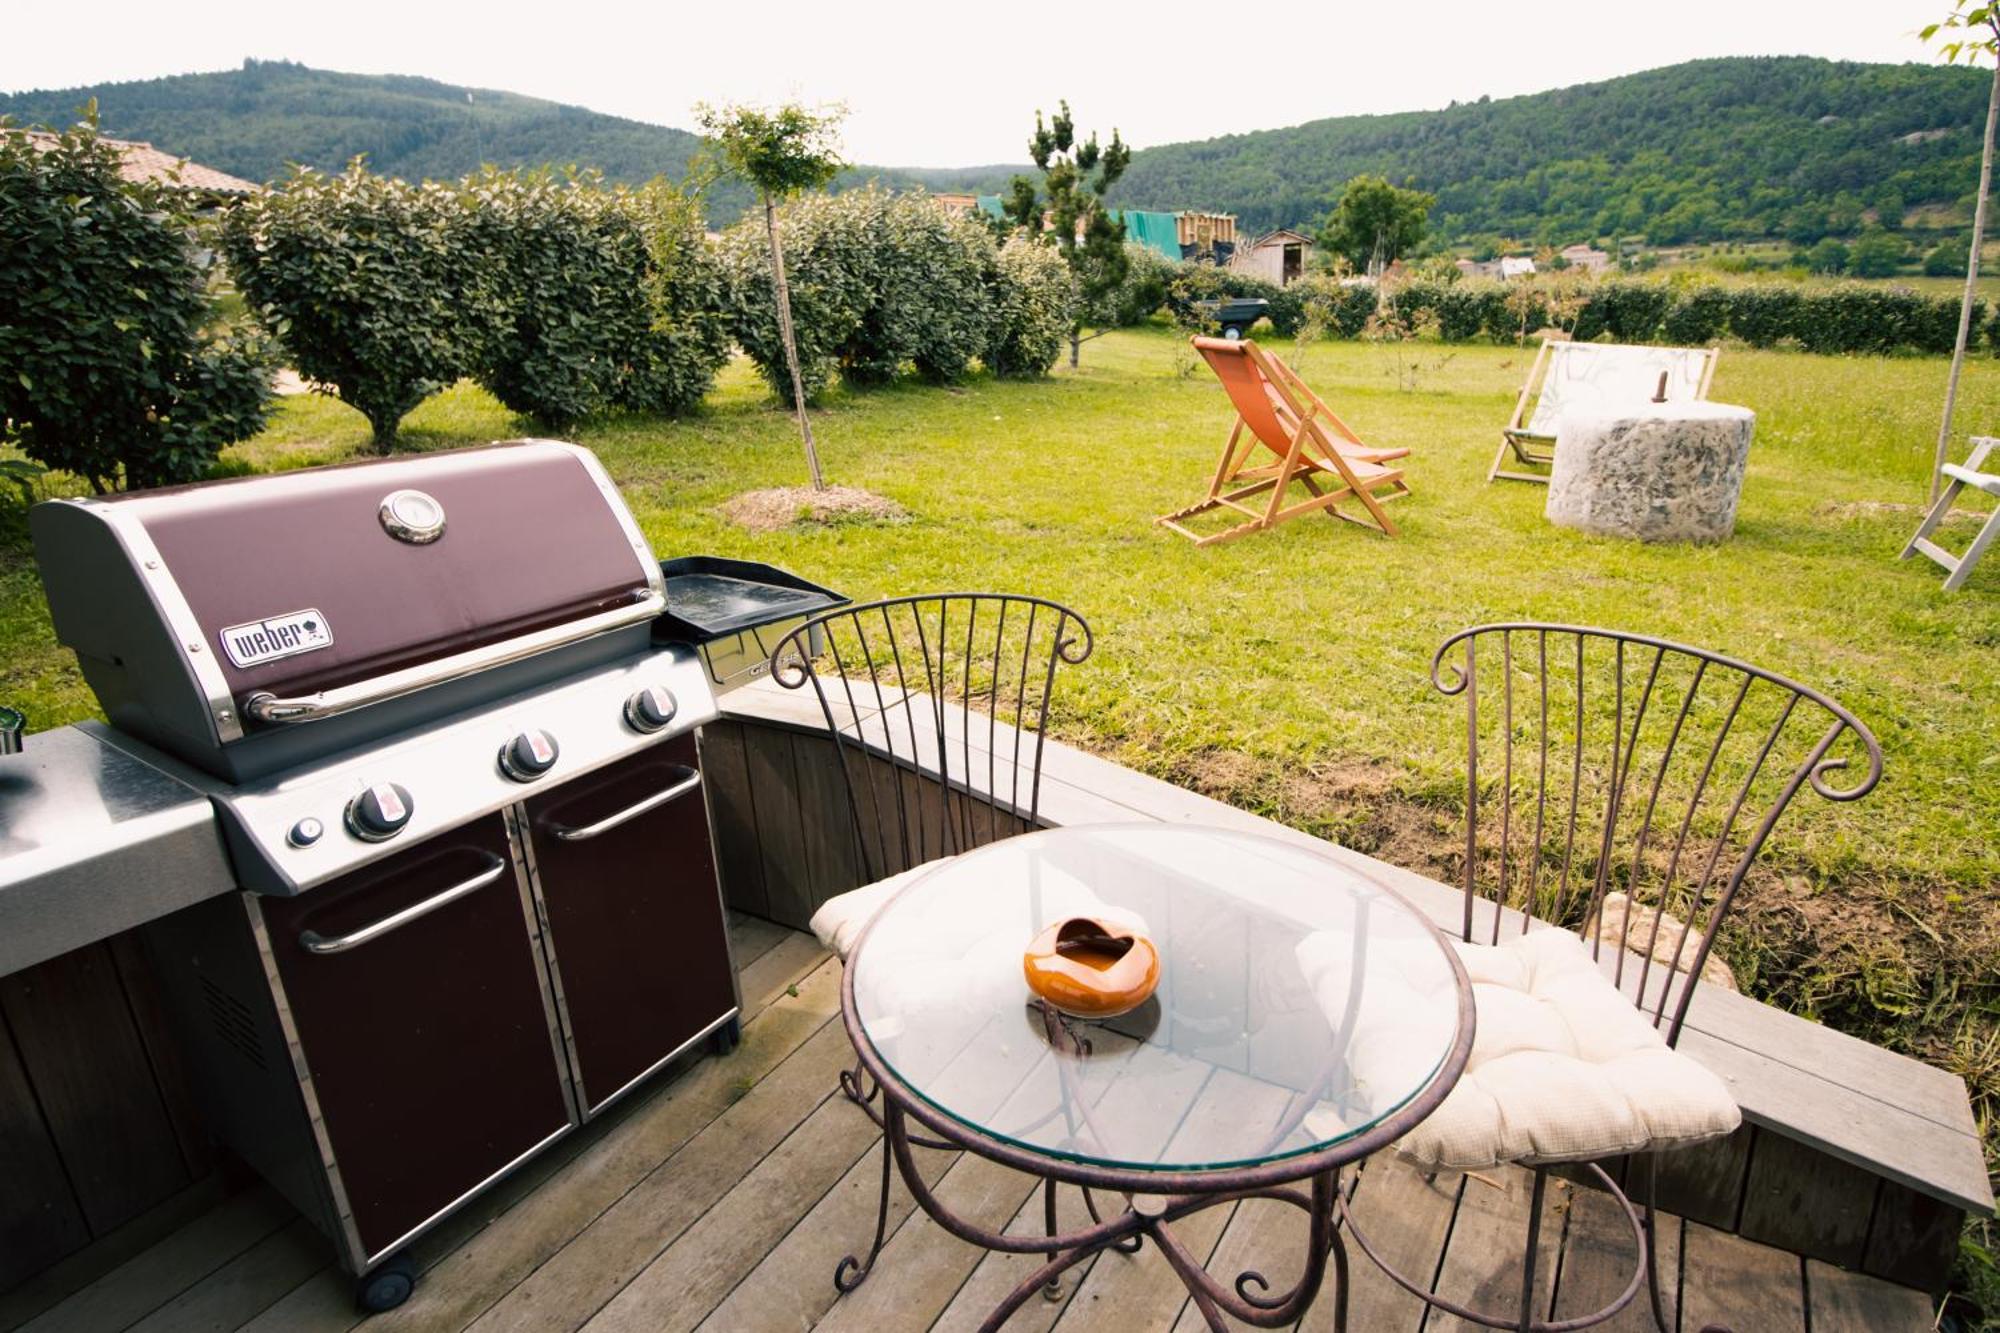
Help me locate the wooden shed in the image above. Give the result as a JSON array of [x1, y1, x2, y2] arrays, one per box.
[[1231, 228, 1315, 285]]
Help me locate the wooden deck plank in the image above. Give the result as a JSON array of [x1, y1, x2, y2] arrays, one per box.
[[1677, 1221, 1805, 1333], [736, 931, 831, 1021], [1546, 1184, 1678, 1332], [125, 1216, 327, 1333], [726, 912, 791, 974], [691, 1135, 959, 1333], [1424, 1167, 1565, 1332], [14, 1186, 294, 1333], [579, 1093, 889, 1332], [808, 1152, 1040, 1333], [927, 1182, 1095, 1333], [0, 1176, 230, 1332], [461, 1021, 853, 1333], [1806, 1259, 1936, 1332], [1301, 1156, 1460, 1333]]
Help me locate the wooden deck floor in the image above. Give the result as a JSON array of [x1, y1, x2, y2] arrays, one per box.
[[0, 917, 1937, 1333]]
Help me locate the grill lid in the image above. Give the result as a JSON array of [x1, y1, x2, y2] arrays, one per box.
[[33, 440, 662, 768]]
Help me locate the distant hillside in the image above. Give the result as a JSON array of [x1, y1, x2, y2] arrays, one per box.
[[2, 56, 1987, 246], [1109, 57, 1989, 243], [0, 60, 1015, 222]]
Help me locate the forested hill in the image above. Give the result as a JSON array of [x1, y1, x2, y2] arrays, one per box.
[[1, 56, 1986, 245], [1108, 57, 1988, 243], [0, 60, 1013, 221]]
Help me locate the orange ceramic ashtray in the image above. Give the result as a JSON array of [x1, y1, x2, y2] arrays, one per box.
[[1022, 917, 1160, 1019]]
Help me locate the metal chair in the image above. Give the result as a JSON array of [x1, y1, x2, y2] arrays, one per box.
[[1342, 623, 1881, 1331], [768, 593, 1095, 1291]]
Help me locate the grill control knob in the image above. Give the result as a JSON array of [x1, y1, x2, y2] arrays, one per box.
[[287, 817, 324, 848], [346, 783, 414, 842], [624, 686, 677, 734], [499, 729, 560, 782]]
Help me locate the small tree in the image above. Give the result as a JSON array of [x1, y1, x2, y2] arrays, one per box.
[[1002, 101, 1131, 369], [1923, 1, 2000, 501], [1318, 175, 1435, 278], [1, 116, 275, 492], [222, 162, 482, 451], [696, 102, 846, 491]]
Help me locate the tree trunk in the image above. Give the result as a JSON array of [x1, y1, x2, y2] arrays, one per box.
[[1069, 329, 1080, 369], [1933, 54, 2000, 503], [765, 193, 826, 492]]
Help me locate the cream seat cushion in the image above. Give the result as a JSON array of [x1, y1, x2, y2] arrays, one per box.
[[810, 859, 958, 960], [1344, 927, 1739, 1173]]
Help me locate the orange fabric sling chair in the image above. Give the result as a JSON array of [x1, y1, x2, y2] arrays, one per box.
[[1158, 337, 1411, 547]]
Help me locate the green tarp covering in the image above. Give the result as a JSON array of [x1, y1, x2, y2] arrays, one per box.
[[976, 194, 1006, 220], [1109, 210, 1181, 259]]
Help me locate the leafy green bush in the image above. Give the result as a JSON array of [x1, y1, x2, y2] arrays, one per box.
[[1926, 238, 1971, 278], [224, 162, 483, 449], [718, 189, 1010, 399], [2, 121, 276, 491], [1573, 281, 1670, 342], [1727, 287, 1805, 348], [716, 191, 876, 404], [983, 237, 1078, 378], [1849, 229, 1907, 280], [1791, 285, 1976, 356], [847, 192, 995, 386], [1433, 284, 1502, 341], [1662, 285, 1732, 345], [461, 170, 727, 427], [1100, 244, 1174, 327]]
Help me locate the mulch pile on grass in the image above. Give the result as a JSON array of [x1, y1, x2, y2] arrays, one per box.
[[720, 486, 907, 533]]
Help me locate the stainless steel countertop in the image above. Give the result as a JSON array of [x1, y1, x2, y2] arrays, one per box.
[[0, 723, 235, 975]]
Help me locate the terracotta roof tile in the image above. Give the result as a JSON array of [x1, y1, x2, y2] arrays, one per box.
[[18, 130, 261, 194]]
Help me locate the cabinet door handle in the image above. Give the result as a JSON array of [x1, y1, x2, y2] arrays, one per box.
[[299, 855, 510, 954], [546, 767, 701, 843]]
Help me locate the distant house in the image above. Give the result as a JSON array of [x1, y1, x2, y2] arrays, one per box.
[[1456, 257, 1500, 279], [1230, 228, 1314, 286], [1559, 243, 1612, 274], [20, 130, 260, 201], [930, 192, 981, 214], [1499, 255, 1538, 279]]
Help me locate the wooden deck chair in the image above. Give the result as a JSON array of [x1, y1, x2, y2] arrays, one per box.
[[1491, 338, 1719, 483], [1158, 337, 1411, 546], [1902, 437, 2000, 592]]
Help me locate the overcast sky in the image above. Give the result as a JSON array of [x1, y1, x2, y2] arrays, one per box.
[[0, 0, 1975, 166]]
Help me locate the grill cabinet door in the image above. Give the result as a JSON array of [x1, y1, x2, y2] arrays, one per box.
[[527, 734, 738, 1114], [257, 814, 572, 1261]]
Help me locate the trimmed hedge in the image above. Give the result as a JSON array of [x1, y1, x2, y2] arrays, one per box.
[[718, 189, 1077, 401], [227, 163, 726, 444], [461, 170, 727, 428]]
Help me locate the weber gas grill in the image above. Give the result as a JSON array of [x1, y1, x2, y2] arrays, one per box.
[[31, 441, 741, 1311]]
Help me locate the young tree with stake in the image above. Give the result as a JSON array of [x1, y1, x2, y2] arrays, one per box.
[[1922, 2, 2000, 502], [697, 102, 846, 490]]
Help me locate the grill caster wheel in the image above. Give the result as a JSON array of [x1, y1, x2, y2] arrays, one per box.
[[355, 1253, 416, 1313], [710, 1016, 742, 1056]]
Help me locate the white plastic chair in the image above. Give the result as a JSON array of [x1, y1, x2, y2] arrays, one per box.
[[1904, 437, 2000, 593]]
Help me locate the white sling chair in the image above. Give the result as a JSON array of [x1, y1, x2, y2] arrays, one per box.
[[1903, 437, 2000, 592], [1492, 339, 1720, 483]]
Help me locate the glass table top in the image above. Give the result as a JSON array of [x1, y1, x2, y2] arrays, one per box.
[[849, 824, 1465, 1174]]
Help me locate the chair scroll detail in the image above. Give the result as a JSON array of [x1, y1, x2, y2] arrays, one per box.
[[1342, 622, 1880, 1332], [769, 593, 1093, 894]]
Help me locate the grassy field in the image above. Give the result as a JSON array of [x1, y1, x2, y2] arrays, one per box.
[[4, 323, 2000, 1157]]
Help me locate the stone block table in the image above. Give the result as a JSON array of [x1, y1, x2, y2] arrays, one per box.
[[1546, 401, 1755, 544]]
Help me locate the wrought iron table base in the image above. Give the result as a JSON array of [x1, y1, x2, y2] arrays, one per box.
[[832, 1086, 1351, 1333]]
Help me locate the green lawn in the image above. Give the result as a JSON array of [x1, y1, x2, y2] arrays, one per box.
[[5, 322, 2000, 1119]]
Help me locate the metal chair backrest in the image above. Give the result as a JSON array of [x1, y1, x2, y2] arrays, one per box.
[[1523, 342, 1716, 437], [1430, 623, 1880, 1045], [769, 594, 1093, 883]]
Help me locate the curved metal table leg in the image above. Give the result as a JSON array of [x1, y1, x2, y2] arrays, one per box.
[[1339, 1160, 1647, 1332]]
